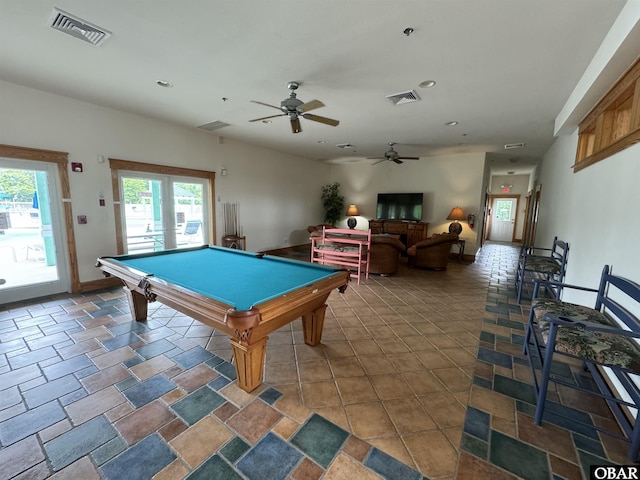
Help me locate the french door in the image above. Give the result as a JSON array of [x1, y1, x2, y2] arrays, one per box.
[[119, 172, 209, 253], [0, 158, 69, 303]]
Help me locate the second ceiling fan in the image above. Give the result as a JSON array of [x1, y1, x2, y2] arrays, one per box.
[[368, 143, 419, 165], [249, 82, 339, 133]]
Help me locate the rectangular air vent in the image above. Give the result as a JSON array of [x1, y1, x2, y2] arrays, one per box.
[[197, 121, 231, 132], [504, 142, 526, 149], [385, 90, 421, 106], [49, 8, 111, 46]]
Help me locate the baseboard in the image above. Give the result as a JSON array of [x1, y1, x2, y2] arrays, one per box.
[[77, 276, 122, 293], [260, 243, 310, 255]]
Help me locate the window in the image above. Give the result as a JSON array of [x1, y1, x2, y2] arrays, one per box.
[[495, 200, 513, 221], [109, 159, 215, 254], [574, 56, 640, 172]]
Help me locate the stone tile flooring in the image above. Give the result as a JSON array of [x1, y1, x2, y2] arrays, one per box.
[[0, 242, 634, 479]]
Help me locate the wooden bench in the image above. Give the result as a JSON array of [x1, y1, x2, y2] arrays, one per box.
[[311, 227, 371, 284], [523, 265, 640, 460]]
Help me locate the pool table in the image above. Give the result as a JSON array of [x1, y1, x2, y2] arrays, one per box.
[[96, 245, 350, 392]]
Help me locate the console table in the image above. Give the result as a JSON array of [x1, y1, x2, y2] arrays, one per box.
[[368, 220, 428, 249]]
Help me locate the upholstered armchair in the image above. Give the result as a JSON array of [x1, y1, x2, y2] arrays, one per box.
[[369, 235, 406, 276], [407, 233, 459, 270]]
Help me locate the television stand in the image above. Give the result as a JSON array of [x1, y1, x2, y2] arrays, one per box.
[[369, 220, 429, 249]]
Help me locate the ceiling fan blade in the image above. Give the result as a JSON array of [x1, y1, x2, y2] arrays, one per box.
[[302, 113, 339, 127], [298, 99, 324, 112], [372, 159, 387, 165], [366, 156, 385, 160], [396, 156, 420, 160], [249, 113, 286, 122], [250, 100, 282, 111], [393, 158, 403, 164], [290, 117, 302, 133]]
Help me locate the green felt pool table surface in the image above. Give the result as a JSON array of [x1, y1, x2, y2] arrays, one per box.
[[104, 245, 342, 311]]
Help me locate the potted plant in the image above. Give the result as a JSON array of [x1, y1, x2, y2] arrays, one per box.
[[321, 182, 344, 226]]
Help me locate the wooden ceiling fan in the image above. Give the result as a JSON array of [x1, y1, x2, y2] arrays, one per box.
[[368, 143, 420, 165], [249, 82, 339, 133]]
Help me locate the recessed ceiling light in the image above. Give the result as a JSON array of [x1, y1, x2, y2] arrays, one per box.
[[419, 80, 436, 88], [445, 121, 459, 126], [507, 171, 515, 174], [156, 80, 173, 88], [317, 140, 326, 144], [262, 120, 272, 124]]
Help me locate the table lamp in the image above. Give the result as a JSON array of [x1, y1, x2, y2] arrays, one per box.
[[346, 204, 360, 229], [447, 207, 465, 234]]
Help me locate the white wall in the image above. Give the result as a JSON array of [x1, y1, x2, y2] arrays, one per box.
[[0, 81, 331, 283], [538, 1, 640, 307], [329, 152, 486, 253], [535, 133, 640, 305]]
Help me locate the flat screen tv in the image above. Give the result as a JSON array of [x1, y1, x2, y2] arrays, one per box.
[[376, 193, 423, 221]]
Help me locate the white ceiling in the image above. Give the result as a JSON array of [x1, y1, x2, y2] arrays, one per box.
[[0, 1, 629, 175]]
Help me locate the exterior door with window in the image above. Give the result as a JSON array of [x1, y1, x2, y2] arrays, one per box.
[[0, 159, 69, 303], [489, 197, 517, 242], [120, 173, 208, 253]]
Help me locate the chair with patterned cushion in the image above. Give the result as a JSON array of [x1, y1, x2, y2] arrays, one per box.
[[515, 236, 569, 304], [523, 265, 640, 461]]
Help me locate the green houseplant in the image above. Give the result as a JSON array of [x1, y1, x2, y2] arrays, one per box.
[[321, 182, 345, 226]]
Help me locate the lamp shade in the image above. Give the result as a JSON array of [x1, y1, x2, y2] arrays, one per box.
[[346, 204, 360, 216], [446, 207, 465, 221]]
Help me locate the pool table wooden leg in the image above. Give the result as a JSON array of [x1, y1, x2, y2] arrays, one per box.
[[229, 337, 268, 393], [124, 287, 149, 321], [302, 304, 327, 346]]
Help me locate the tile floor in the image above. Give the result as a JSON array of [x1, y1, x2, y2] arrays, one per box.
[[0, 242, 633, 479]]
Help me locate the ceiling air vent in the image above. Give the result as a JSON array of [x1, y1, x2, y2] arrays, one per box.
[[197, 121, 231, 132], [49, 8, 111, 46], [504, 142, 526, 149], [385, 90, 421, 106]]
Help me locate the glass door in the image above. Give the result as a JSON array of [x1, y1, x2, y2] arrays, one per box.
[[0, 159, 69, 303], [122, 176, 166, 253], [173, 180, 205, 247], [489, 197, 517, 242], [120, 173, 208, 253]]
